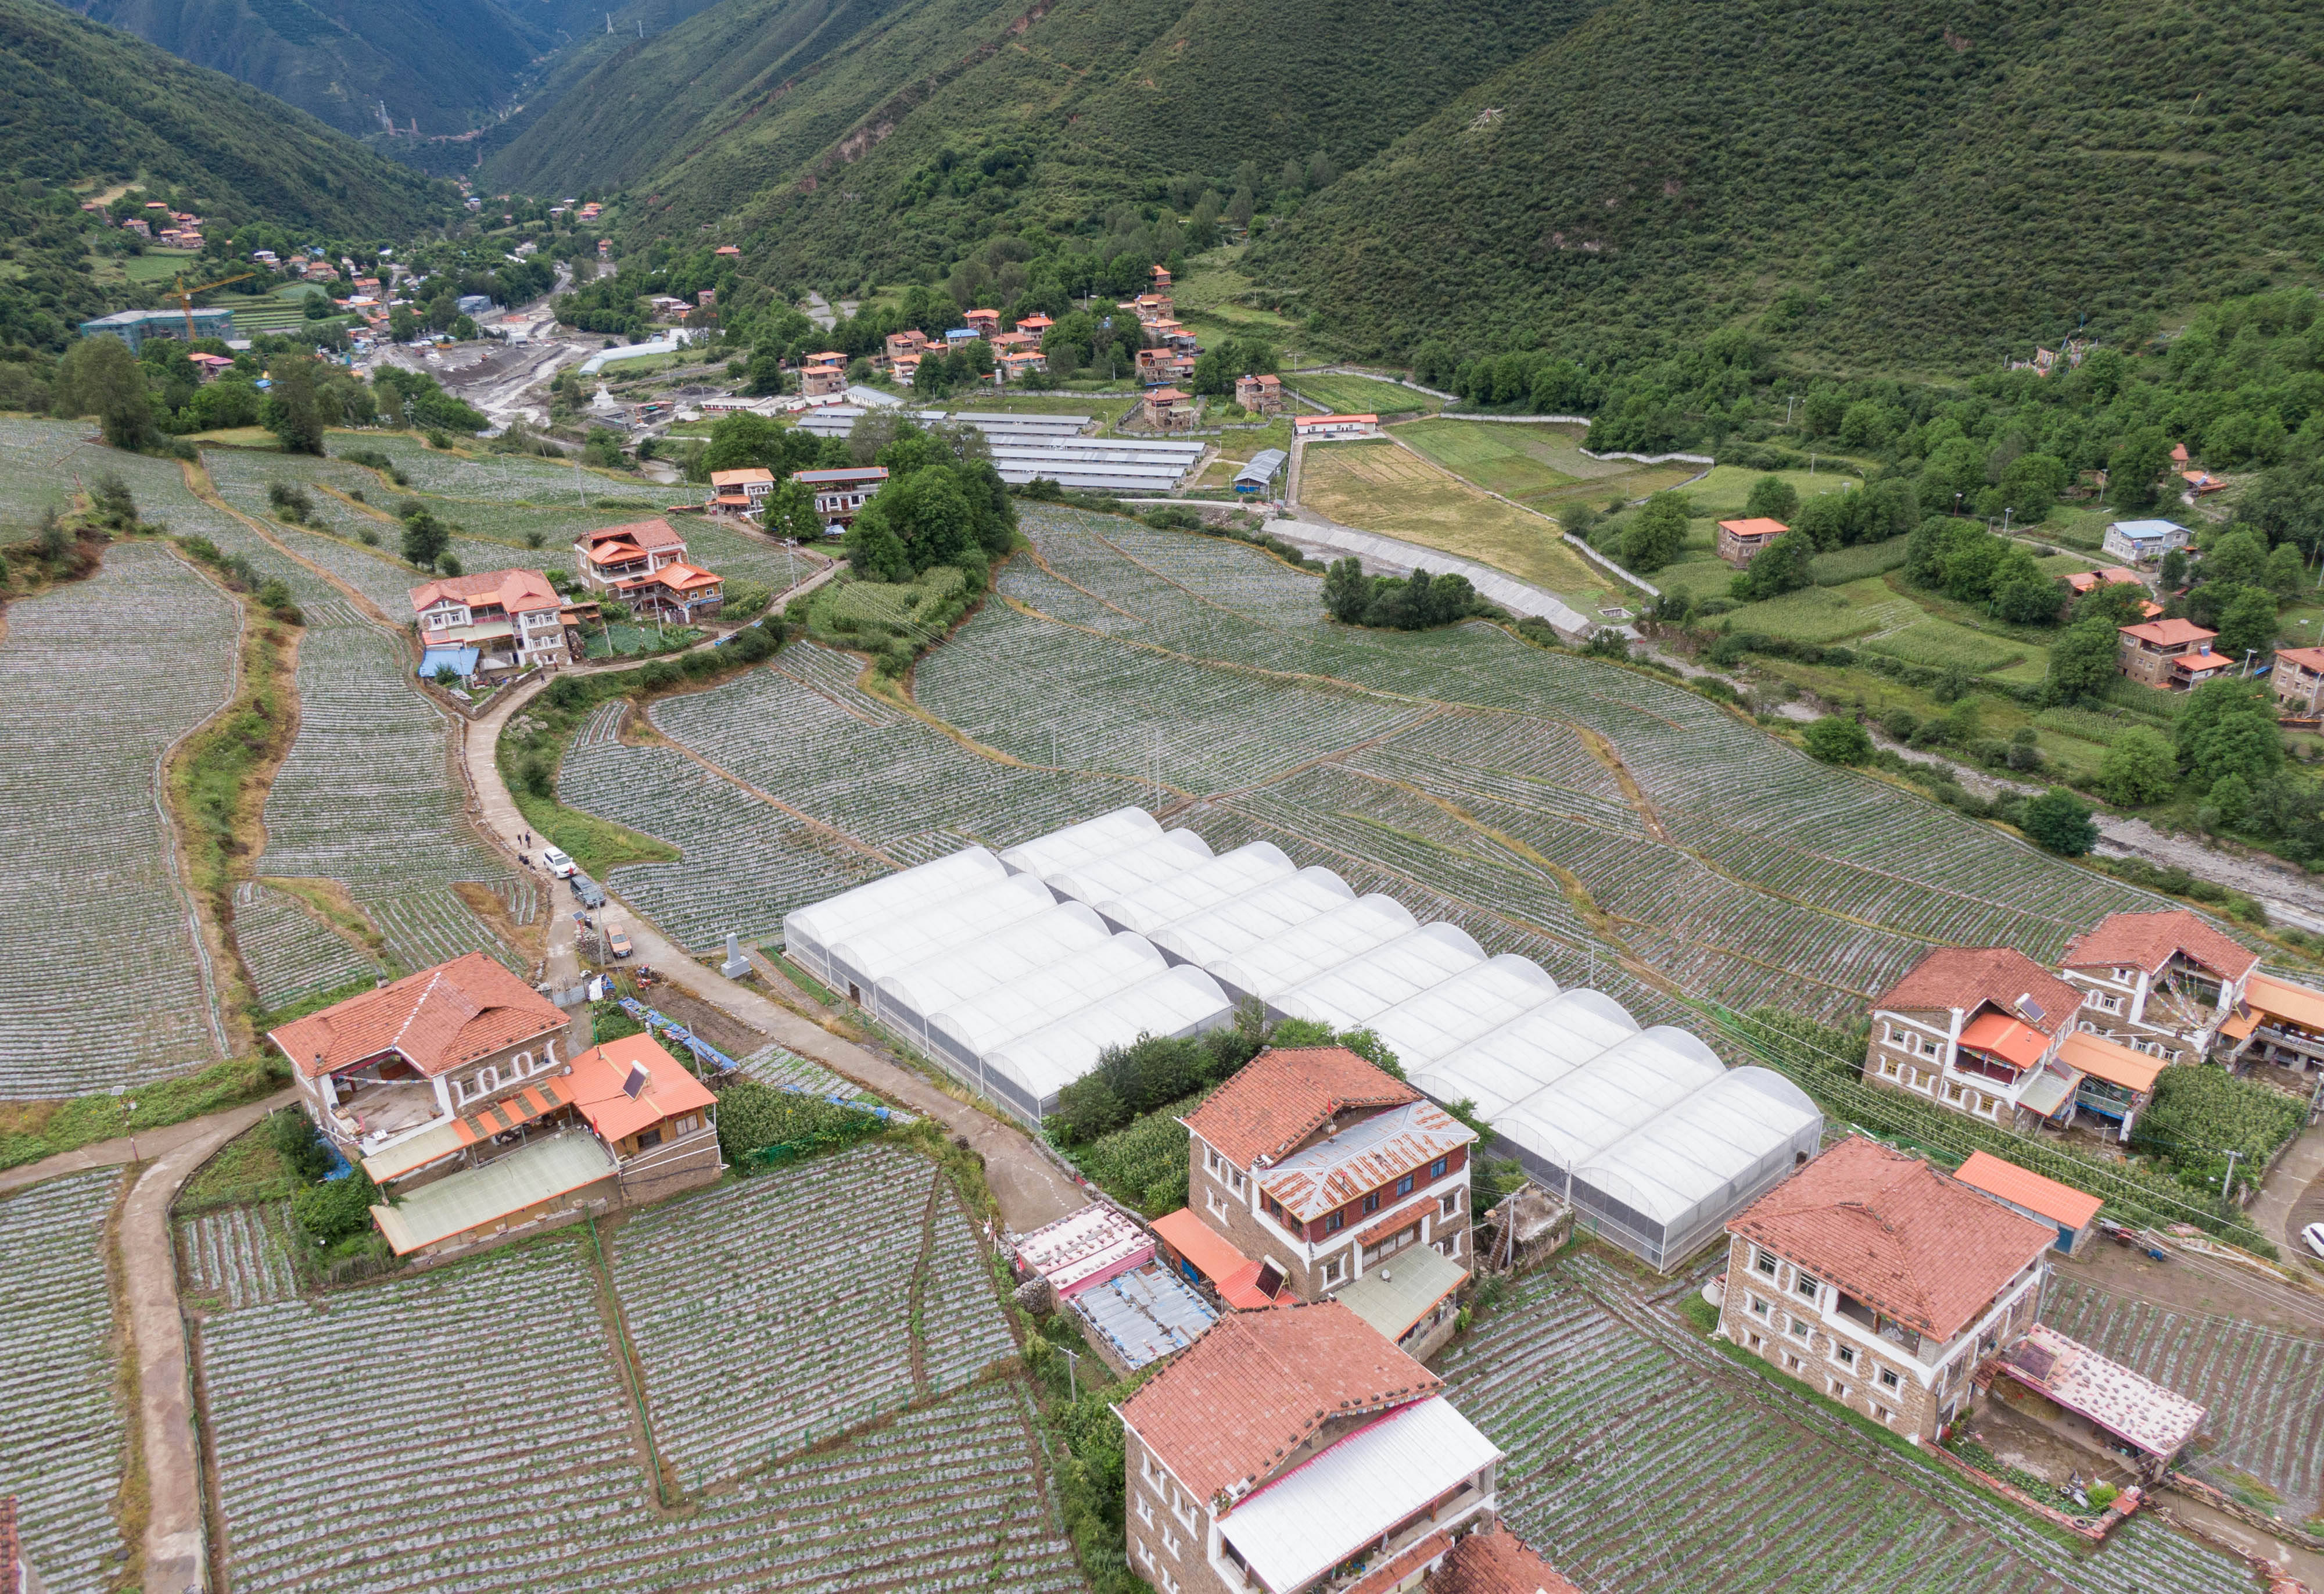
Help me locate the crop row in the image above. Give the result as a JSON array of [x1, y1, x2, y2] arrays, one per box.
[[233, 882, 382, 1008], [919, 1194, 1019, 1398], [768, 643, 904, 725], [365, 886, 523, 975], [731, 1044, 870, 1103], [180, 1201, 300, 1309], [0, 1170, 129, 1594], [0, 540, 236, 1095]]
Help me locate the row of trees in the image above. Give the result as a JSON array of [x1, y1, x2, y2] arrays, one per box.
[[1320, 557, 1490, 629]]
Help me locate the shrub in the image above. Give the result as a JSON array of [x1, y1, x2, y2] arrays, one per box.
[[1802, 715, 1873, 764], [2021, 787, 2099, 855], [293, 1167, 381, 1243], [2131, 1065, 2302, 1194], [268, 1106, 335, 1183], [715, 1079, 884, 1165]]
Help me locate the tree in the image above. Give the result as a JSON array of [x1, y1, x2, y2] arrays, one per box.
[[1743, 475, 1798, 522], [2045, 618, 2118, 704], [400, 508, 450, 569], [2204, 530, 2269, 589], [2097, 728, 2178, 807], [2021, 787, 2099, 855], [1730, 531, 1813, 600], [1226, 186, 1256, 230], [765, 476, 821, 543], [1802, 715, 1871, 765], [2107, 428, 2172, 511], [842, 500, 912, 582], [1800, 384, 1845, 436], [2213, 585, 2279, 662], [1322, 557, 1371, 622], [2207, 772, 2253, 829], [2160, 547, 2189, 589], [1618, 492, 1688, 573], [2266, 542, 2308, 599], [53, 335, 157, 452], [2176, 677, 2283, 786]]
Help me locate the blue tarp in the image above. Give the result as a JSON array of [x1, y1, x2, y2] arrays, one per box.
[[418, 647, 480, 679]]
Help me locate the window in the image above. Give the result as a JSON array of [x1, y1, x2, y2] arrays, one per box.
[[1204, 1147, 1217, 1173], [1206, 1189, 1229, 1221], [1945, 1082, 1964, 1102], [1749, 1296, 1770, 1318], [1141, 1452, 1157, 1484], [1440, 1190, 1460, 1219], [1874, 1405, 1895, 1426], [1163, 1529, 1181, 1559], [1322, 1255, 1345, 1286], [1137, 1495, 1153, 1526], [1430, 1156, 1448, 1179], [1794, 1271, 1820, 1301], [1325, 1212, 1344, 1233], [1788, 1316, 1810, 1340], [673, 1115, 698, 1136], [1362, 1192, 1380, 1215], [1880, 1058, 1898, 1077], [1878, 1367, 1900, 1391], [1753, 1249, 1779, 1278], [1397, 1173, 1415, 1197], [1263, 1194, 1283, 1220], [1829, 1380, 1849, 1399], [1836, 1345, 1857, 1369]]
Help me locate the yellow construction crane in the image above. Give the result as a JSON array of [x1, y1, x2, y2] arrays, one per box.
[[167, 270, 256, 341]]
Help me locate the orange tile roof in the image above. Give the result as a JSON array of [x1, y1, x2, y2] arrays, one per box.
[[568, 1034, 718, 1142], [407, 567, 561, 616], [2276, 646, 2324, 675], [1726, 1134, 2054, 1342], [1950, 1151, 2104, 1231], [708, 467, 774, 486], [1956, 1011, 2053, 1069], [2061, 909, 2258, 982], [1149, 1208, 1279, 1307], [1295, 413, 1380, 426], [271, 953, 565, 1080], [1717, 517, 1789, 539], [583, 516, 686, 553], [2119, 617, 2217, 647], [1118, 1301, 1440, 1505], [2058, 1030, 2167, 1094], [616, 561, 721, 594], [1874, 947, 2082, 1036], [1147, 386, 1189, 402], [1346, 1528, 1454, 1594], [1183, 1047, 1421, 1169], [1430, 1523, 1585, 1594], [2245, 972, 2324, 1032]]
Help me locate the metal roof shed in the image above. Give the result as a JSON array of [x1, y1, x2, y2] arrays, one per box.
[[1271, 923, 1488, 1031], [1093, 841, 1297, 936], [871, 902, 1113, 1047], [1235, 449, 1288, 492], [1490, 1026, 1725, 1193], [1369, 955, 1562, 1075], [1407, 988, 1640, 1117], [781, 846, 1007, 984], [984, 966, 1236, 1117], [1151, 868, 1357, 968], [1569, 1066, 1822, 1270], [1204, 894, 1420, 1006], [825, 871, 1057, 998]]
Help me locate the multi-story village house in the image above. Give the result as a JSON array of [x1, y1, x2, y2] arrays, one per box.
[[1720, 1135, 2056, 1442], [408, 568, 590, 669], [573, 518, 690, 591], [1863, 947, 2088, 1129], [1235, 372, 1284, 414], [2057, 908, 2258, 1063], [2115, 618, 2231, 691], [1160, 1047, 1475, 1355], [1117, 1301, 1522, 1594]]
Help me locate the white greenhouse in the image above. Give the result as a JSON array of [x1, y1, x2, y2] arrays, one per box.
[[1044, 828, 1216, 907], [824, 871, 1059, 1002], [872, 903, 1113, 1048], [1205, 894, 1419, 1007], [780, 846, 1006, 987], [926, 935, 1168, 1078], [1408, 990, 1642, 1117], [1271, 923, 1487, 1031], [998, 806, 1162, 880], [1493, 1027, 1727, 1192], [982, 967, 1236, 1118], [1569, 1068, 1823, 1269], [1369, 956, 1563, 1075], [1092, 841, 1297, 936], [1147, 868, 1357, 968]]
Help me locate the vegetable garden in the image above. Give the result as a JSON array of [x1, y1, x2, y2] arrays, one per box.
[[178, 1199, 300, 1309], [231, 882, 381, 1010], [0, 1171, 130, 1593]]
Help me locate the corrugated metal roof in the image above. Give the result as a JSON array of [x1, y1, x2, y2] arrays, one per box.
[[2000, 1323, 2205, 1457], [1070, 1263, 1217, 1370], [370, 1133, 615, 1253], [1016, 1204, 1153, 1296], [1258, 1100, 1476, 1220], [1332, 1243, 1466, 1341]]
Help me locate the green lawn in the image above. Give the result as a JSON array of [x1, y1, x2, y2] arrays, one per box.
[[122, 249, 200, 285], [1862, 617, 2033, 674], [1284, 372, 1437, 415], [1681, 464, 1856, 520], [1396, 418, 1584, 499], [1723, 577, 1918, 644]]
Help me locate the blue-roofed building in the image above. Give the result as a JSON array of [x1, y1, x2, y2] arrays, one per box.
[[79, 307, 235, 353], [1234, 448, 1288, 496], [944, 327, 981, 350], [2102, 518, 2192, 563]]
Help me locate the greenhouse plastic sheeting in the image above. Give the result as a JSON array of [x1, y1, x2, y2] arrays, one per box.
[[1370, 956, 1562, 1074], [1271, 923, 1487, 1031], [1490, 1026, 1726, 1192], [872, 903, 1112, 1048], [1570, 1066, 1823, 1270], [985, 966, 1236, 1117], [1045, 829, 1215, 907], [999, 807, 1161, 882], [782, 846, 1007, 984], [1093, 841, 1296, 936], [826, 872, 1059, 999], [1409, 988, 1640, 1118], [927, 934, 1168, 1075], [1150, 868, 1356, 968], [1204, 894, 1419, 1006]]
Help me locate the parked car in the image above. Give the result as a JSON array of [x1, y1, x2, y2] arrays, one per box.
[[606, 925, 633, 959], [2305, 1222, 2324, 1262], [572, 873, 607, 909], [539, 846, 576, 878]]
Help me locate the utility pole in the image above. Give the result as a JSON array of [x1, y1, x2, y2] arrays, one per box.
[[1784, 394, 1799, 427], [2001, 507, 2013, 536], [2221, 1149, 2240, 1203]]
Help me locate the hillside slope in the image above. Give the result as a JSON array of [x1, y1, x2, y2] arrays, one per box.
[[61, 0, 552, 137], [1246, 0, 2324, 370]]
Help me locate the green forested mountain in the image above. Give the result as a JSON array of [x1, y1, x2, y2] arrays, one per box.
[[1248, 0, 2324, 370], [60, 0, 554, 138]]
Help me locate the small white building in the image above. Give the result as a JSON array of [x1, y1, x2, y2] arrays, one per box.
[[2101, 518, 2192, 563]]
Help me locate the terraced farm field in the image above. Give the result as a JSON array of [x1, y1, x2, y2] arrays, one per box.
[[1444, 1254, 2262, 1594], [0, 539, 235, 1095], [198, 1154, 1082, 1594], [0, 1171, 130, 1593]]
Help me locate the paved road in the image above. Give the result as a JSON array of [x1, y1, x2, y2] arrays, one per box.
[[2253, 1118, 2324, 1260], [0, 1088, 297, 1196]]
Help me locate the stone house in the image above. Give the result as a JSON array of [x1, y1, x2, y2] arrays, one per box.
[[1715, 517, 1787, 567], [2101, 518, 2192, 563], [567, 1034, 721, 1202], [708, 467, 776, 515], [1863, 947, 2088, 1129], [409, 568, 588, 669], [2057, 908, 2258, 1063], [1235, 372, 1283, 414], [795, 465, 888, 528], [2115, 618, 2229, 691], [573, 517, 690, 591], [1720, 1135, 2054, 1442], [2271, 645, 2324, 715]]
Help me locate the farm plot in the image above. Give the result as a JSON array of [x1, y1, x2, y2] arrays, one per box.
[[1283, 371, 1437, 415], [325, 433, 629, 503], [231, 882, 381, 1009], [733, 1044, 876, 1103], [2043, 1278, 2324, 1517], [1444, 1254, 2261, 1594], [0, 540, 235, 1096], [919, 1191, 1018, 1399], [200, 1218, 1082, 1594], [0, 1171, 129, 1593], [178, 1201, 299, 1309]]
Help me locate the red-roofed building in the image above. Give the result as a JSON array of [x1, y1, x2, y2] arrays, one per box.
[[1949, 1151, 2104, 1255], [1716, 517, 1788, 567], [1720, 1135, 2055, 1442], [2272, 644, 2324, 716], [2115, 617, 2230, 690], [1117, 1301, 1503, 1594], [1864, 948, 2088, 1130], [568, 1034, 722, 1199], [1294, 413, 1382, 439], [1143, 386, 1195, 430], [707, 466, 777, 516], [573, 517, 690, 590], [1235, 372, 1284, 414], [409, 567, 590, 668], [271, 953, 570, 1159], [1426, 1523, 1583, 1594], [613, 560, 724, 622], [883, 328, 929, 366], [2058, 909, 2259, 1063], [1137, 347, 1197, 388], [1170, 1048, 1472, 1322]]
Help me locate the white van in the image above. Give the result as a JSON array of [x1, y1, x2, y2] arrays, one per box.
[[538, 846, 577, 879]]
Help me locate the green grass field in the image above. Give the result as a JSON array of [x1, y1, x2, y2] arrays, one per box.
[[121, 249, 200, 285], [1806, 535, 1912, 586], [1862, 617, 2032, 674], [1723, 578, 1919, 644], [1395, 418, 1585, 499], [1284, 372, 1437, 415], [1681, 464, 1856, 519]]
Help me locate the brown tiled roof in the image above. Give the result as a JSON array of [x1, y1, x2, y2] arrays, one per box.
[[1118, 1301, 1439, 1506], [1183, 1047, 1421, 1169], [407, 567, 560, 615], [1429, 1523, 1584, 1594], [1727, 1135, 2054, 1342], [270, 953, 565, 1080], [1873, 947, 2082, 1037], [2119, 617, 2216, 647], [583, 516, 686, 553], [2061, 909, 2258, 983]]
